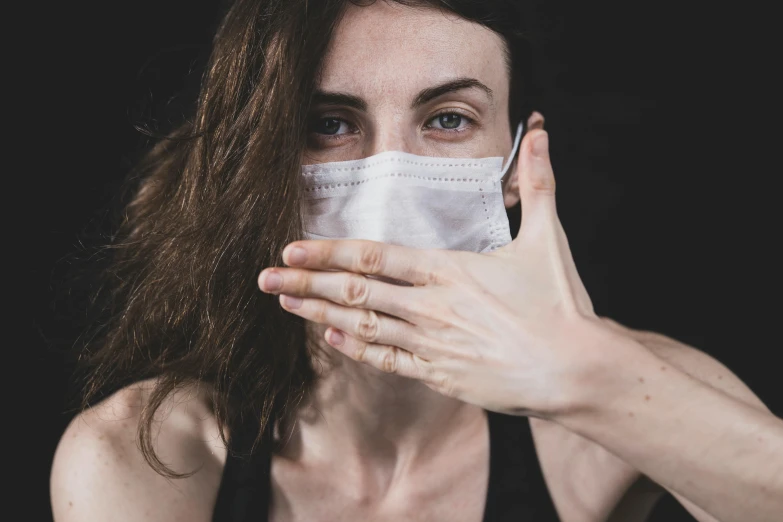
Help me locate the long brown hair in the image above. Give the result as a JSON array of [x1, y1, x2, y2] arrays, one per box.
[[75, 0, 532, 478]]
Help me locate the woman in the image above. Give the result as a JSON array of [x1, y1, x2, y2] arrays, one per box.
[[50, 1, 783, 521]]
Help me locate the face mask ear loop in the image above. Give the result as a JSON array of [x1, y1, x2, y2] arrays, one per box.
[[500, 121, 525, 182]]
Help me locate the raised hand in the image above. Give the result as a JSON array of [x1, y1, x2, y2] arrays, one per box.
[[258, 129, 623, 417]]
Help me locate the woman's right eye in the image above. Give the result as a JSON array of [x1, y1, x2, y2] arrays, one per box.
[[311, 117, 349, 136]]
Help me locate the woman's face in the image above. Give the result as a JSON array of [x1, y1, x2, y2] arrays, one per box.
[[305, 2, 525, 207]]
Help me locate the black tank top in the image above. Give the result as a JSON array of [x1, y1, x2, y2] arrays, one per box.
[[212, 410, 560, 521]]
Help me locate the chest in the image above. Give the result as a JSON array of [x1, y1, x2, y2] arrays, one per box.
[[267, 433, 491, 522]]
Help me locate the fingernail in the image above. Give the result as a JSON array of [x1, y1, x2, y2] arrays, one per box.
[[328, 329, 345, 346], [528, 111, 545, 130], [532, 131, 549, 159], [262, 271, 282, 292], [287, 246, 308, 266], [281, 295, 302, 309]]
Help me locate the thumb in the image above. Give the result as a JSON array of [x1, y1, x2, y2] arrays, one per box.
[[518, 129, 557, 232]]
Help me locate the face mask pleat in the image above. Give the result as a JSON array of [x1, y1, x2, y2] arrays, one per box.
[[301, 122, 524, 254]]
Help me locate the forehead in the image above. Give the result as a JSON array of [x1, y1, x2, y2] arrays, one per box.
[[318, 2, 509, 103]]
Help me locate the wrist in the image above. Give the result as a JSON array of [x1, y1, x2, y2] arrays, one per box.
[[548, 317, 657, 424]]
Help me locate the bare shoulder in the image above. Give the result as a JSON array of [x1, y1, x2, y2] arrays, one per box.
[[50, 378, 229, 522]]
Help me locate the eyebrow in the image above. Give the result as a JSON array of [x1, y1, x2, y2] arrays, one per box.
[[311, 77, 494, 112], [311, 91, 368, 112], [411, 77, 494, 108]]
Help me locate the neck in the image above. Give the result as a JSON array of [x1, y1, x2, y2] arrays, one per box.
[[275, 323, 484, 470]]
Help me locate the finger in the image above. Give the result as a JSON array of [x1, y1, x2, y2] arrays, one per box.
[[258, 268, 426, 323], [551, 219, 596, 315], [527, 111, 545, 131], [515, 130, 594, 314], [501, 113, 543, 208], [278, 294, 431, 356], [323, 326, 434, 381], [281, 239, 445, 287], [517, 129, 558, 233]]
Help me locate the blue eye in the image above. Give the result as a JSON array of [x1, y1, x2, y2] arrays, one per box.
[[427, 112, 473, 131], [438, 113, 462, 129]]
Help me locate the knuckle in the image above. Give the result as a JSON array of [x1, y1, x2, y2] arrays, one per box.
[[420, 253, 448, 286], [297, 275, 312, 296], [312, 300, 328, 323], [302, 272, 314, 294], [380, 349, 398, 374], [355, 310, 380, 342], [285, 269, 309, 295], [411, 354, 433, 379], [342, 275, 370, 307], [436, 375, 458, 398], [357, 245, 384, 275], [353, 342, 368, 362], [531, 175, 556, 194], [424, 268, 441, 286], [427, 254, 460, 286]]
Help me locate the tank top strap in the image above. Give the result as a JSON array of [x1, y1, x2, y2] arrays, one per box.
[[483, 410, 560, 521], [212, 415, 273, 522]]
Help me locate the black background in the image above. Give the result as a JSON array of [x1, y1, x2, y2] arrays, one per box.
[[24, 1, 780, 521]]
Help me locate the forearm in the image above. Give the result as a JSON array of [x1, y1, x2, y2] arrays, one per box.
[[556, 325, 783, 522]]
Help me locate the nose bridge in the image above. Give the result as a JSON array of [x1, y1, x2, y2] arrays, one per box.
[[365, 112, 414, 157]]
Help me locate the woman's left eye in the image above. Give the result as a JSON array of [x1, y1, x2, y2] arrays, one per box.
[[426, 112, 474, 131]]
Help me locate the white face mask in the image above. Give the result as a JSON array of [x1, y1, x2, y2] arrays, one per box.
[[301, 122, 524, 255]]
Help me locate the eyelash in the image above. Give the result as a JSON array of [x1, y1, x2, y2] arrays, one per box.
[[309, 110, 477, 143]]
